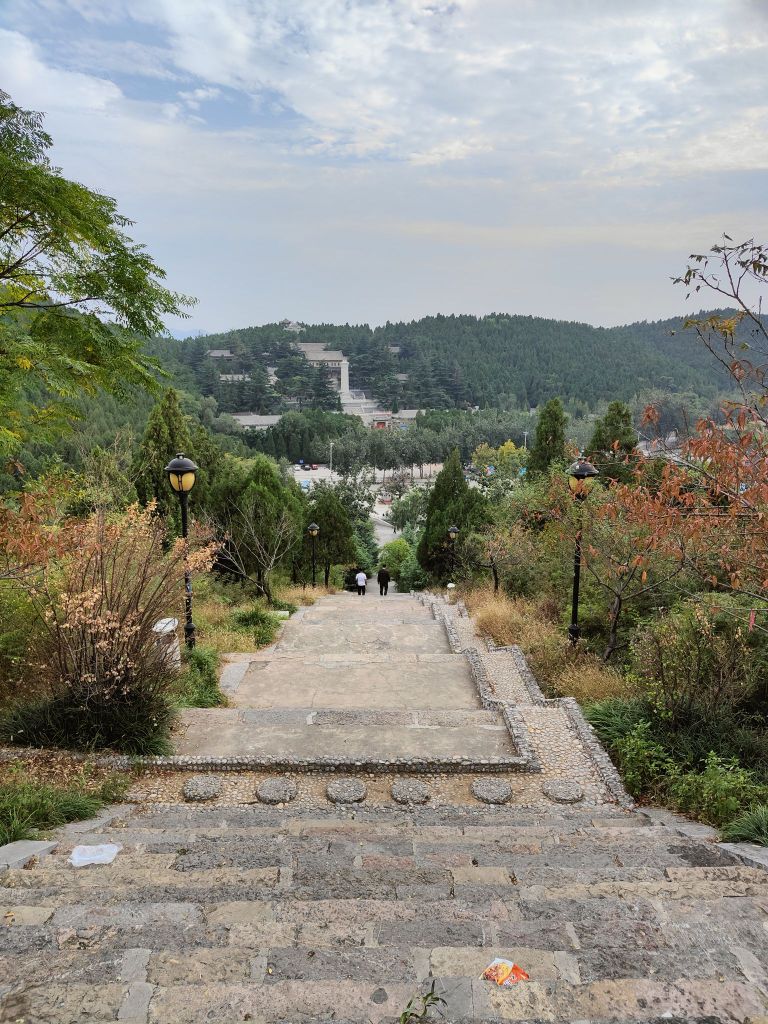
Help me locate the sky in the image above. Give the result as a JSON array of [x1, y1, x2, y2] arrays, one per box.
[[1, 0, 767, 335]]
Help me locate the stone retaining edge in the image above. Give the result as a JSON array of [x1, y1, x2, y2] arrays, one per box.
[[419, 598, 543, 776], [424, 592, 634, 808], [90, 752, 533, 774], [493, 641, 634, 809]]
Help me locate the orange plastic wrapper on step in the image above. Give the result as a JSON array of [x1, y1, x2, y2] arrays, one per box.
[[481, 959, 530, 986]]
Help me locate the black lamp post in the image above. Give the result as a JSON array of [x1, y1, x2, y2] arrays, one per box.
[[447, 524, 459, 579], [165, 452, 199, 649], [307, 522, 319, 588], [566, 457, 599, 644]]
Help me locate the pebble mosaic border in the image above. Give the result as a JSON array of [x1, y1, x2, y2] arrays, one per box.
[[480, 631, 634, 809]]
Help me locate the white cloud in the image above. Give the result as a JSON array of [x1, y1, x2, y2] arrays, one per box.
[[1, 1, 766, 331]]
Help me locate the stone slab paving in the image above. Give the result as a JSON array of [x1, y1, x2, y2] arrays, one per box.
[[2, 803, 767, 1022], [4, 591, 768, 1021], [230, 655, 479, 710], [174, 707, 514, 759], [176, 592, 504, 762]]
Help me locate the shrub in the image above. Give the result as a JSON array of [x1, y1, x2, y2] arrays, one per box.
[[0, 587, 40, 701], [398, 548, 429, 591], [380, 537, 412, 583], [722, 805, 768, 846], [666, 753, 767, 828], [177, 645, 223, 708], [269, 597, 298, 614], [1, 504, 214, 754], [612, 721, 675, 798], [631, 602, 757, 729], [232, 605, 281, 647]]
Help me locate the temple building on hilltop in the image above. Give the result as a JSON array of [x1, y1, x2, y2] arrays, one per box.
[[295, 342, 351, 396]]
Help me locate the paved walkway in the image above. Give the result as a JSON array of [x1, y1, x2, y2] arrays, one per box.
[[2, 590, 767, 1022], [174, 593, 519, 765]]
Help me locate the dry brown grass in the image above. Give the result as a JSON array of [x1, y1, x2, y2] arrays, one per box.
[[551, 661, 629, 703], [275, 584, 337, 607], [194, 594, 256, 654], [464, 587, 631, 704]]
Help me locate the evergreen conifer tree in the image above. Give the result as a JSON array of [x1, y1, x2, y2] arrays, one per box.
[[134, 389, 192, 517], [417, 448, 488, 578], [587, 400, 638, 483], [528, 398, 567, 477]]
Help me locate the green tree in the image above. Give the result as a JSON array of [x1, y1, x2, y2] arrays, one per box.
[[0, 91, 192, 456], [388, 486, 430, 531], [417, 448, 488, 578], [134, 389, 192, 517], [380, 536, 411, 583], [213, 454, 303, 600], [306, 489, 356, 586], [587, 400, 638, 483], [528, 398, 567, 477]]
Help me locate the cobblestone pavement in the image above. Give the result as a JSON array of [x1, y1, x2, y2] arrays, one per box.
[[2, 592, 767, 1022]]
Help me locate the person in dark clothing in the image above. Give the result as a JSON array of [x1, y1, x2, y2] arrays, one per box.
[[377, 565, 390, 596]]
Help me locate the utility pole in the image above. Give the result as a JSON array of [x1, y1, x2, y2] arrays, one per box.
[[523, 431, 528, 449], [329, 441, 334, 477]]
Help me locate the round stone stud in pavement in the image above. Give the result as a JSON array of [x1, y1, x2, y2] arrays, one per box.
[[391, 779, 430, 805], [256, 777, 298, 805], [471, 777, 513, 805], [326, 777, 367, 804], [543, 779, 584, 804], [182, 775, 222, 802]]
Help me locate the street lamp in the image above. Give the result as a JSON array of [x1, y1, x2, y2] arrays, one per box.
[[307, 522, 319, 588], [447, 524, 459, 579], [566, 457, 599, 645], [165, 452, 199, 649]]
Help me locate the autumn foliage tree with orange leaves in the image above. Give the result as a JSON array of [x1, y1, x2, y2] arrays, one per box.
[[603, 237, 768, 612]]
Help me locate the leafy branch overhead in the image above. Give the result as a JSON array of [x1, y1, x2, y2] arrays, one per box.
[[0, 90, 194, 455]]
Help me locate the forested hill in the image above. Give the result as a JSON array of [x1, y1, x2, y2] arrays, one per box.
[[163, 311, 731, 414]]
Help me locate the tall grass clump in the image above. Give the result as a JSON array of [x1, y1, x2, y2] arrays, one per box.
[[232, 605, 281, 647], [722, 805, 768, 846], [0, 774, 128, 845], [177, 645, 224, 708]]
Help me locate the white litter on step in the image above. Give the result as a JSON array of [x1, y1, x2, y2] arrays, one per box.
[[68, 843, 122, 867]]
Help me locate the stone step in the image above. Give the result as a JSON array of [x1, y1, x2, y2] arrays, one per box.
[[81, 804, 649, 833], [274, 620, 451, 656], [174, 706, 513, 760], [223, 652, 479, 712], [4, 976, 763, 1023]]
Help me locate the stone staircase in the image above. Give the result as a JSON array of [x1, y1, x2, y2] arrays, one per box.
[[2, 801, 767, 1022], [2, 590, 767, 1022], [172, 592, 526, 773]]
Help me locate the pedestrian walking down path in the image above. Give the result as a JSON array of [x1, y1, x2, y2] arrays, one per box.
[[1, 591, 767, 1022]]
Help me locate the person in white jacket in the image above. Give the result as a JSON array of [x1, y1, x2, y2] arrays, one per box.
[[355, 570, 367, 595]]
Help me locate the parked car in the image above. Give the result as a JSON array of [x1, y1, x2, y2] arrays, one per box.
[[300, 480, 311, 492], [310, 463, 319, 471]]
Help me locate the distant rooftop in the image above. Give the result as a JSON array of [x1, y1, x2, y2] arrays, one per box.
[[296, 342, 346, 362], [280, 319, 305, 333], [231, 414, 282, 430], [207, 348, 234, 358]]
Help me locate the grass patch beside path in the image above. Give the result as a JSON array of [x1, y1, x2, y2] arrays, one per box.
[[464, 587, 629, 703], [0, 758, 130, 845]]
